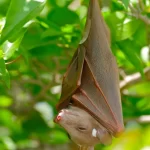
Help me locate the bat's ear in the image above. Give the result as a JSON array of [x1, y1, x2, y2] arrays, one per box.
[[96, 129, 112, 145]]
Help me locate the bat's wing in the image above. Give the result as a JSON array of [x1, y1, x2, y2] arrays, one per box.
[[57, 46, 86, 109], [72, 58, 123, 136], [57, 0, 124, 136]]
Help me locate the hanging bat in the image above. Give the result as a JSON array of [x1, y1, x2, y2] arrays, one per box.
[[54, 0, 124, 149]]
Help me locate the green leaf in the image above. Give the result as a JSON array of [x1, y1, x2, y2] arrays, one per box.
[[128, 82, 150, 97], [0, 96, 12, 107], [22, 111, 50, 133], [20, 22, 47, 50], [1, 137, 16, 150], [0, 109, 13, 127], [29, 45, 63, 57], [133, 22, 147, 47], [106, 12, 141, 42], [42, 27, 62, 39], [34, 102, 54, 126], [111, 0, 125, 11], [0, 0, 45, 44], [117, 40, 144, 75], [115, 20, 140, 41], [0, 49, 10, 88], [2, 34, 24, 60], [48, 7, 79, 26], [122, 0, 130, 8], [0, 0, 10, 16], [49, 130, 69, 144]]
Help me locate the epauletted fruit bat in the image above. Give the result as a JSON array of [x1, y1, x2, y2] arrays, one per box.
[[54, 0, 124, 149]]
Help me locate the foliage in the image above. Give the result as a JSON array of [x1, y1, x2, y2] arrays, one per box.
[[0, 0, 150, 149]]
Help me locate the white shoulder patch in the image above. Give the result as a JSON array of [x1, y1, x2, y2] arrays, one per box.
[[92, 128, 97, 137]]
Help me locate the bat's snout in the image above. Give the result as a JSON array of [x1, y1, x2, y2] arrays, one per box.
[[54, 110, 65, 123], [54, 115, 61, 123]]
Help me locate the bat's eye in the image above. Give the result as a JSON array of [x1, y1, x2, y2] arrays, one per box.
[[69, 99, 74, 105], [77, 127, 87, 131], [67, 133, 71, 139]]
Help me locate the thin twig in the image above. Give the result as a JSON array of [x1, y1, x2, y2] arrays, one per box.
[[34, 82, 56, 101], [5, 55, 22, 65], [20, 79, 43, 87], [32, 59, 51, 72], [128, 13, 150, 25], [79, 146, 94, 150], [138, 0, 145, 11]]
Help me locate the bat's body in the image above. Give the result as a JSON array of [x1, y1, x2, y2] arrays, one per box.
[[55, 0, 124, 149]]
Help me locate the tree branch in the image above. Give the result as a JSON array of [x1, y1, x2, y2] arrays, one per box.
[[125, 115, 150, 124], [5, 55, 22, 65], [120, 67, 150, 91], [128, 4, 150, 25]]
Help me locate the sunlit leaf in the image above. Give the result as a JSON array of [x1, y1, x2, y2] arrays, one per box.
[[0, 49, 10, 88], [122, 0, 130, 8], [0, 109, 14, 127], [34, 102, 54, 127], [0, 0, 46, 44], [0, 96, 12, 107], [2, 34, 24, 60], [117, 40, 144, 75], [115, 20, 140, 41], [1, 137, 16, 150], [128, 82, 150, 96], [111, 0, 125, 11]]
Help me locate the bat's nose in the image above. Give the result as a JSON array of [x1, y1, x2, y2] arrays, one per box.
[[54, 115, 61, 123], [54, 110, 64, 123]]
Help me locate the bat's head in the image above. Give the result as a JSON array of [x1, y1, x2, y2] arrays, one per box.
[[54, 106, 112, 146]]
